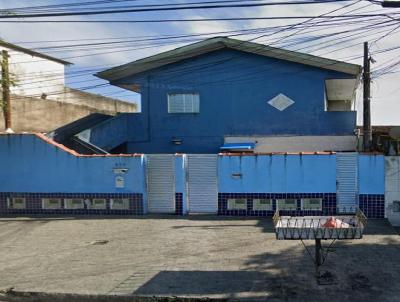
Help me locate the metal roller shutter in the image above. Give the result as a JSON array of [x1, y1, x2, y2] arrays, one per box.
[[336, 152, 358, 213], [146, 154, 175, 213], [187, 154, 218, 213]]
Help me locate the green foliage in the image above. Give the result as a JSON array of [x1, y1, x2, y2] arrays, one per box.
[[0, 69, 18, 109]]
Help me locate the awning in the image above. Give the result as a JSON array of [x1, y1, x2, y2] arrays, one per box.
[[220, 143, 255, 152]]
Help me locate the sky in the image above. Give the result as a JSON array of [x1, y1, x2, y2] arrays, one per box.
[[0, 0, 399, 125]]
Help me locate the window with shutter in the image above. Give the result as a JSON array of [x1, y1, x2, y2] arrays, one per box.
[[168, 93, 200, 113]]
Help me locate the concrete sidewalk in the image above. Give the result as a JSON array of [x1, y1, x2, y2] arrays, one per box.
[[0, 216, 399, 302]]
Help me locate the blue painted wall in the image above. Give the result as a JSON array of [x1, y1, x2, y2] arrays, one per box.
[[175, 155, 185, 193], [175, 155, 187, 214], [218, 154, 337, 193], [0, 135, 145, 194], [96, 48, 357, 153], [358, 154, 385, 194], [89, 113, 148, 151], [0, 135, 385, 202], [218, 153, 385, 195]]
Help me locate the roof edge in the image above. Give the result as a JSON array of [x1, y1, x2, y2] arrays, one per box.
[[0, 41, 72, 65], [96, 37, 361, 82], [95, 37, 227, 81]]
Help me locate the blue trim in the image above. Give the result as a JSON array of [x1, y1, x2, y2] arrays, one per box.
[[220, 143, 255, 151]]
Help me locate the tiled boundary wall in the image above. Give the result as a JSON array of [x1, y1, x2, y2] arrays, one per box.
[[217, 154, 385, 218], [175, 156, 186, 215], [358, 155, 385, 218], [0, 134, 146, 215], [0, 134, 386, 218], [217, 155, 338, 217], [218, 193, 336, 217], [0, 193, 143, 215]]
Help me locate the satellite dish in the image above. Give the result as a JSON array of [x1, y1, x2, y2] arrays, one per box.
[[389, 126, 400, 139]]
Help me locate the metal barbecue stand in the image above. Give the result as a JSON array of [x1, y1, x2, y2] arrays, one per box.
[[273, 209, 367, 284]]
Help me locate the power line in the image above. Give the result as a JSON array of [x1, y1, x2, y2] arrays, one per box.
[[2, 0, 145, 12], [1, 12, 399, 23], [0, 0, 355, 19], [3, 0, 303, 13], [3, 1, 396, 101], [8, 14, 386, 64]]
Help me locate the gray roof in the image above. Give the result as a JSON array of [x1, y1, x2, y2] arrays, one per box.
[[96, 37, 361, 82], [0, 40, 72, 65]]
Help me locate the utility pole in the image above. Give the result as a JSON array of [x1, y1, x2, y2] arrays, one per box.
[[363, 42, 372, 152], [382, 1, 400, 7], [1, 50, 11, 131]]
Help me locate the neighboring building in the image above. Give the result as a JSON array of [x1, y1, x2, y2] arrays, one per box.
[[0, 40, 71, 99], [0, 41, 136, 132], [83, 37, 362, 154], [357, 126, 400, 155]]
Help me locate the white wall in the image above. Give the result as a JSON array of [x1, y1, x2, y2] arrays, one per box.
[[224, 135, 358, 152], [0, 46, 65, 100], [385, 156, 400, 226]]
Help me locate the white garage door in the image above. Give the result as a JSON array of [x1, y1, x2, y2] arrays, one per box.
[[187, 154, 218, 213], [336, 152, 358, 213], [146, 154, 175, 213]]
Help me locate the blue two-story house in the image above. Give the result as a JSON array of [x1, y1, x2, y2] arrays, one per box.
[[84, 37, 361, 154]]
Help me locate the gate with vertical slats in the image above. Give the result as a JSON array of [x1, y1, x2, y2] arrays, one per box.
[[336, 152, 358, 213], [187, 154, 218, 213], [146, 154, 175, 213]]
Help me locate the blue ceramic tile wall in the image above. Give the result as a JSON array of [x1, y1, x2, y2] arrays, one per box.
[[218, 193, 337, 217], [0, 192, 144, 215], [358, 194, 385, 219], [175, 193, 183, 215]]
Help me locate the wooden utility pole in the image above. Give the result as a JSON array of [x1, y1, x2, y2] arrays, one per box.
[[363, 42, 372, 152], [1, 50, 11, 130]]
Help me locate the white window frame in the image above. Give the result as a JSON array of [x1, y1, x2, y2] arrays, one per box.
[[252, 198, 273, 211], [9, 197, 26, 209], [167, 93, 200, 113], [110, 198, 130, 210], [64, 198, 84, 209], [301, 198, 323, 211], [90, 198, 107, 209], [227, 198, 247, 210], [276, 199, 297, 211], [42, 198, 62, 209]]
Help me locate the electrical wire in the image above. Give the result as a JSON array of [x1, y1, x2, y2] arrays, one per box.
[[0, 0, 353, 19]]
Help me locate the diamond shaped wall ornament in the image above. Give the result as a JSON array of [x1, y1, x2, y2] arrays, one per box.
[[268, 93, 295, 111]]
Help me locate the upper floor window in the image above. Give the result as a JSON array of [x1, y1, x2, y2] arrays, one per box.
[[168, 93, 200, 113]]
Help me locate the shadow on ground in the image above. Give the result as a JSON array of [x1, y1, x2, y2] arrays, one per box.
[[130, 239, 400, 302], [127, 220, 400, 302]]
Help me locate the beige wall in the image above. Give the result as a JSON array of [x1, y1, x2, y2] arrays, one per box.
[[0, 46, 136, 133], [0, 93, 136, 133], [224, 135, 358, 152], [58, 87, 136, 113], [385, 156, 400, 226]]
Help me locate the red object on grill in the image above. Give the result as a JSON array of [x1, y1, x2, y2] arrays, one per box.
[[322, 217, 349, 228]]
